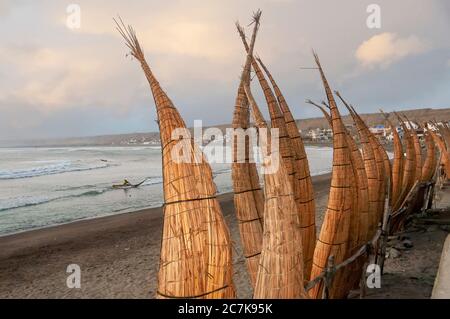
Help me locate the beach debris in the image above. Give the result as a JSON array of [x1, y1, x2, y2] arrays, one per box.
[[386, 247, 401, 259], [402, 239, 414, 248], [115, 17, 235, 299]]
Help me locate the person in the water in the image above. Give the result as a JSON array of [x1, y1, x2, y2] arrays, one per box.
[[122, 179, 131, 186]]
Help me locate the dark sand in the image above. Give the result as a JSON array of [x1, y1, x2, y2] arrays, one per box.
[[0, 172, 448, 299]]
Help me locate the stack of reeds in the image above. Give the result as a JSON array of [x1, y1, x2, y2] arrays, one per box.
[[231, 64, 264, 288], [240, 11, 306, 299], [308, 53, 354, 299], [256, 57, 316, 277], [394, 114, 417, 211], [421, 126, 437, 182], [338, 95, 380, 237], [115, 19, 235, 299], [307, 99, 369, 293], [405, 117, 422, 183], [236, 24, 316, 278], [431, 123, 450, 178], [380, 111, 403, 209]]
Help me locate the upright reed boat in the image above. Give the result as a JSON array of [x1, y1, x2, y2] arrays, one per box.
[[115, 19, 235, 299]]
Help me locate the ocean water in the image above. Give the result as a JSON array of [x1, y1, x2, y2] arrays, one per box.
[[0, 145, 333, 236]]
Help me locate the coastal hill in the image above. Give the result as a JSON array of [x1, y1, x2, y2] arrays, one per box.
[[2, 107, 449, 148]]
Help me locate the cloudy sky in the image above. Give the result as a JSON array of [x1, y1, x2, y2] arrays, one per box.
[[1, 0, 449, 140]]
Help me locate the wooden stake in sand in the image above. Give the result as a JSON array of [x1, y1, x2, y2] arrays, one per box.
[[115, 18, 235, 299]]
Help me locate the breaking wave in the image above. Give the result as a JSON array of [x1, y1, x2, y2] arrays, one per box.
[[0, 160, 110, 180]]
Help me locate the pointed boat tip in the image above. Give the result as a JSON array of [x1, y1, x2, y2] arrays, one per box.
[[249, 9, 262, 27], [235, 21, 245, 35], [312, 50, 319, 64]]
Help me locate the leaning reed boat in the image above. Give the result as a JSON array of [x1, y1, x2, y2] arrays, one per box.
[[393, 113, 416, 211], [404, 116, 422, 183], [308, 100, 369, 246], [256, 57, 316, 277], [309, 53, 354, 299], [380, 111, 403, 209], [435, 122, 450, 176], [336, 93, 379, 236], [421, 124, 437, 182], [428, 125, 450, 178], [231, 79, 264, 287], [359, 111, 386, 225], [308, 99, 369, 293], [240, 11, 306, 299], [115, 19, 235, 299], [236, 24, 315, 277]]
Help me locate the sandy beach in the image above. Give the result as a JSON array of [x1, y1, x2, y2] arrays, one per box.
[[0, 172, 448, 299]]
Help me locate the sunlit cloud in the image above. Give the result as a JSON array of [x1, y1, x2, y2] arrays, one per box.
[[356, 32, 428, 68]]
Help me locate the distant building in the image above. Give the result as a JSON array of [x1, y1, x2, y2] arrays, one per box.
[[369, 125, 387, 137], [308, 128, 333, 141]]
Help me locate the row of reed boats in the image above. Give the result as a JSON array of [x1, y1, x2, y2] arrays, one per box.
[[115, 11, 450, 299]]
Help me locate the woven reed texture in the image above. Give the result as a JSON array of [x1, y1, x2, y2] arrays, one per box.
[[237, 26, 314, 277], [435, 123, 450, 177], [394, 119, 416, 211], [231, 81, 264, 288], [409, 123, 422, 183], [438, 124, 450, 151], [347, 101, 386, 234], [310, 100, 369, 245], [429, 128, 450, 178], [240, 12, 306, 299], [116, 20, 235, 299], [337, 95, 379, 238], [310, 100, 369, 294], [383, 114, 403, 208], [256, 57, 316, 278], [309, 54, 354, 299], [368, 133, 386, 223], [373, 134, 391, 208], [421, 128, 437, 182]]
